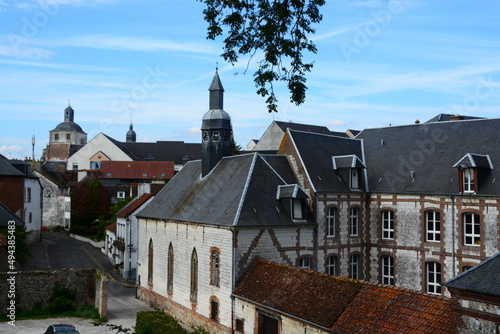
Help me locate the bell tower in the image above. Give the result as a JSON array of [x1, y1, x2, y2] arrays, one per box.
[[201, 70, 232, 177]]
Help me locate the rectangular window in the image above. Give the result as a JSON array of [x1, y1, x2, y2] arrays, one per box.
[[463, 168, 475, 193], [117, 191, 126, 199], [327, 256, 337, 276], [258, 312, 279, 334], [327, 207, 336, 237], [211, 251, 220, 287], [235, 319, 244, 333], [26, 187, 32, 203], [292, 199, 303, 219], [350, 168, 360, 189], [464, 213, 480, 246], [381, 256, 394, 285], [381, 210, 394, 240], [349, 254, 359, 280], [426, 211, 441, 242], [350, 207, 359, 236], [426, 262, 441, 295]]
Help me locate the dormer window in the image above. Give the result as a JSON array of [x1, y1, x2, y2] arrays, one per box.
[[332, 155, 366, 191], [453, 153, 493, 193], [276, 184, 309, 222]]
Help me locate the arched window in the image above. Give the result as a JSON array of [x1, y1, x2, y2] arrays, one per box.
[[167, 243, 174, 293], [211, 249, 220, 287], [426, 261, 441, 295], [381, 255, 394, 285], [190, 248, 198, 303], [147, 239, 153, 284]]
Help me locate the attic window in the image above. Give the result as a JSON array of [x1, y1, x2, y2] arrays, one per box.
[[276, 184, 309, 222], [292, 198, 304, 219], [453, 153, 493, 193], [142, 173, 148, 177], [332, 155, 366, 191]]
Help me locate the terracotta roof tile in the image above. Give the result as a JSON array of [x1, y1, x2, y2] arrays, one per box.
[[234, 259, 460, 334], [116, 193, 154, 218], [99, 161, 174, 179]]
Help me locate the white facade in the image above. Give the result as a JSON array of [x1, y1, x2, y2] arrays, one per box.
[[67, 133, 133, 178], [34, 171, 68, 229], [23, 177, 42, 243], [137, 219, 234, 333]]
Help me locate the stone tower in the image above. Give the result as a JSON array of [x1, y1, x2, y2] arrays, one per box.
[[201, 70, 232, 177]]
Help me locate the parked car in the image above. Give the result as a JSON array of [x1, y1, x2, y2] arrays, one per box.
[[43, 324, 80, 334]]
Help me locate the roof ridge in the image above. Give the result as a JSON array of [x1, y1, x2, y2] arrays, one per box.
[[232, 153, 258, 226]]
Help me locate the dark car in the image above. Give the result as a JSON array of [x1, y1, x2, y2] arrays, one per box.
[[43, 324, 80, 334]]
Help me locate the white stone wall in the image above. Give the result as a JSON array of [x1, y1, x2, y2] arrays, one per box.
[[315, 192, 500, 294], [35, 172, 66, 228], [23, 177, 42, 243], [137, 219, 234, 332]]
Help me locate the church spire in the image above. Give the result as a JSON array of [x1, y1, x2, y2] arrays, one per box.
[[126, 117, 137, 142], [64, 100, 74, 122], [209, 69, 224, 110], [201, 70, 232, 177]]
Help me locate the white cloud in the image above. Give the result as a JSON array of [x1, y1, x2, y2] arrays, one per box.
[[0, 43, 53, 59], [0, 145, 24, 155]]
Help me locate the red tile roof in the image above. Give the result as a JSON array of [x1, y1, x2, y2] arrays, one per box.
[[99, 161, 174, 179], [105, 220, 116, 232], [116, 193, 154, 218], [233, 259, 460, 334]]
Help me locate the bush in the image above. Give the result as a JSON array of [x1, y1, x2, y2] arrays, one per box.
[[135, 311, 188, 334]]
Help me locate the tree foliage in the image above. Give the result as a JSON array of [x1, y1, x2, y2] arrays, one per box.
[[198, 0, 326, 112]]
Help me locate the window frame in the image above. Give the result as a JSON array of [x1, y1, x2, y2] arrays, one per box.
[[425, 210, 441, 242], [147, 239, 153, 284], [426, 261, 442, 295], [190, 248, 198, 303], [381, 210, 395, 240], [349, 254, 360, 280], [462, 168, 475, 193], [210, 249, 220, 287], [167, 243, 174, 294], [326, 255, 337, 276], [381, 255, 394, 286], [299, 256, 312, 270], [326, 207, 336, 237], [463, 213, 480, 246], [291, 198, 304, 220], [349, 207, 359, 237]]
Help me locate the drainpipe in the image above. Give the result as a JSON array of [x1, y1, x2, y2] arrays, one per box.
[[231, 227, 236, 334], [314, 193, 319, 272], [451, 195, 456, 277]]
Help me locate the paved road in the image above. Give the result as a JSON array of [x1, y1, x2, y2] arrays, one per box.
[[1, 232, 154, 334], [24, 232, 97, 271]]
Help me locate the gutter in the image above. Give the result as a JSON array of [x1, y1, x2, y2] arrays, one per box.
[[232, 294, 343, 334]]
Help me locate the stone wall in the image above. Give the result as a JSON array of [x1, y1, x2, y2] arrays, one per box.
[[0, 269, 96, 312]]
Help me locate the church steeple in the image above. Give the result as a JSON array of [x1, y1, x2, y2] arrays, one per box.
[[201, 70, 232, 177], [209, 69, 224, 110], [126, 120, 137, 143], [64, 101, 74, 122]]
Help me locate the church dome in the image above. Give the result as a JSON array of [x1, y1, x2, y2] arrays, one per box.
[[126, 122, 137, 142], [53, 121, 84, 132]]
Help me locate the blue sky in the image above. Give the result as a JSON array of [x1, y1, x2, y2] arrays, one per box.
[[1, 0, 500, 160]]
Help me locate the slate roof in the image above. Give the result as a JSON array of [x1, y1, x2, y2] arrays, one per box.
[[0, 202, 25, 227], [442, 252, 500, 297], [137, 153, 314, 227], [122, 141, 202, 164], [116, 193, 154, 218], [0, 154, 24, 176], [286, 129, 365, 193], [234, 259, 459, 334], [356, 118, 500, 195], [99, 161, 174, 180], [274, 121, 348, 137]]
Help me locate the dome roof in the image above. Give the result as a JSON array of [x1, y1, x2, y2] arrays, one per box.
[[53, 121, 84, 132]]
